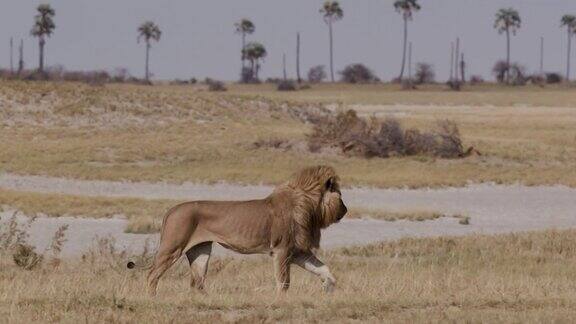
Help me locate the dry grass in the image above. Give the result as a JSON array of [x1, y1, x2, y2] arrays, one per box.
[[348, 208, 447, 222], [2, 229, 576, 322], [347, 208, 470, 224], [1, 80, 576, 188]]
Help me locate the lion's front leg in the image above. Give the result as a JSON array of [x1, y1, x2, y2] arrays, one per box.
[[294, 253, 336, 293], [273, 249, 292, 293]]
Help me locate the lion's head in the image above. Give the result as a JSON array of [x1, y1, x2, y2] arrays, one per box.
[[281, 165, 347, 251]]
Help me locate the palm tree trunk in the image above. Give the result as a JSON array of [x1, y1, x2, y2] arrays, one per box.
[[296, 32, 301, 84], [283, 53, 287, 81], [399, 16, 408, 81], [567, 26, 572, 81], [39, 37, 45, 73], [329, 21, 335, 82], [145, 41, 150, 81], [242, 33, 246, 69], [506, 28, 510, 84]]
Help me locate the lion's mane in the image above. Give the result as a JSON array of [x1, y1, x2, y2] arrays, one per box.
[[270, 165, 341, 252]]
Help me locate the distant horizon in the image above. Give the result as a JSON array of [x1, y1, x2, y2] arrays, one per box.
[[1, 0, 576, 82]]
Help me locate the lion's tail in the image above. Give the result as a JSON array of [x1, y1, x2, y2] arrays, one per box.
[[126, 259, 153, 270]]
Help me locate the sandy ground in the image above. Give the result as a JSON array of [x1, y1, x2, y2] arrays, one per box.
[[1, 173, 576, 257]]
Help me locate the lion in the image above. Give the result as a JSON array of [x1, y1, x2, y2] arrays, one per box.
[[133, 165, 347, 296]]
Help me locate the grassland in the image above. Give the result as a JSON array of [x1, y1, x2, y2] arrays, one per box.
[[1, 80, 575, 188], [226, 82, 576, 107], [2, 229, 576, 322]]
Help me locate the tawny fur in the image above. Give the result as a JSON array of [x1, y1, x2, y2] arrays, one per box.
[[140, 165, 347, 296]]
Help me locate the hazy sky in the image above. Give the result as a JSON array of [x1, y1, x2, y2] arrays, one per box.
[[1, 0, 575, 81]]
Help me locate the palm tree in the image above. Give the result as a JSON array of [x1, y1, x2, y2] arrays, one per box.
[[394, 0, 420, 82], [30, 4, 56, 73], [494, 8, 521, 84], [235, 19, 255, 69], [561, 15, 576, 81], [320, 1, 343, 82], [242, 42, 267, 80], [137, 21, 162, 82]]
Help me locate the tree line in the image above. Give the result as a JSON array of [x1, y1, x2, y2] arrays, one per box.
[[5, 2, 576, 85]]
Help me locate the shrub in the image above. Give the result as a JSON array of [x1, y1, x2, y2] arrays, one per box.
[[545, 72, 563, 84], [414, 63, 435, 84], [469, 75, 485, 85], [207, 80, 227, 92], [307, 65, 327, 83], [447, 80, 462, 91], [492, 60, 526, 85], [508, 63, 527, 85], [265, 77, 283, 84], [112, 68, 130, 83], [12, 244, 43, 270], [308, 110, 472, 159], [492, 60, 508, 83], [339, 64, 377, 84], [530, 74, 545, 85], [277, 80, 297, 91], [1, 212, 68, 270]]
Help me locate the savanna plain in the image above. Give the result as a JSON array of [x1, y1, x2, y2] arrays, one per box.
[[1, 80, 576, 322]]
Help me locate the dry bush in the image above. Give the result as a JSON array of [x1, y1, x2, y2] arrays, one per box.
[[207, 80, 227, 92], [339, 64, 378, 84], [546, 72, 563, 84], [469, 75, 485, 85], [1, 212, 69, 270], [414, 62, 435, 84], [307, 65, 327, 83], [277, 80, 297, 91], [308, 110, 471, 159], [12, 243, 43, 270]]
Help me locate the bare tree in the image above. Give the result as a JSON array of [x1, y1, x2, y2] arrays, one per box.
[[18, 39, 24, 74], [449, 42, 454, 82], [283, 53, 287, 81], [31, 4, 56, 73], [320, 1, 344, 82], [414, 63, 435, 84], [137, 21, 162, 82], [296, 32, 302, 83], [460, 53, 466, 83], [10, 37, 14, 74], [308, 65, 327, 83]]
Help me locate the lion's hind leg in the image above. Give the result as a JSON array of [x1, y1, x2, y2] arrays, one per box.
[[147, 246, 183, 296], [294, 253, 336, 293], [185, 242, 213, 291]]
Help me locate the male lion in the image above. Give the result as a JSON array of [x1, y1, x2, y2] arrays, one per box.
[[137, 165, 347, 296]]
